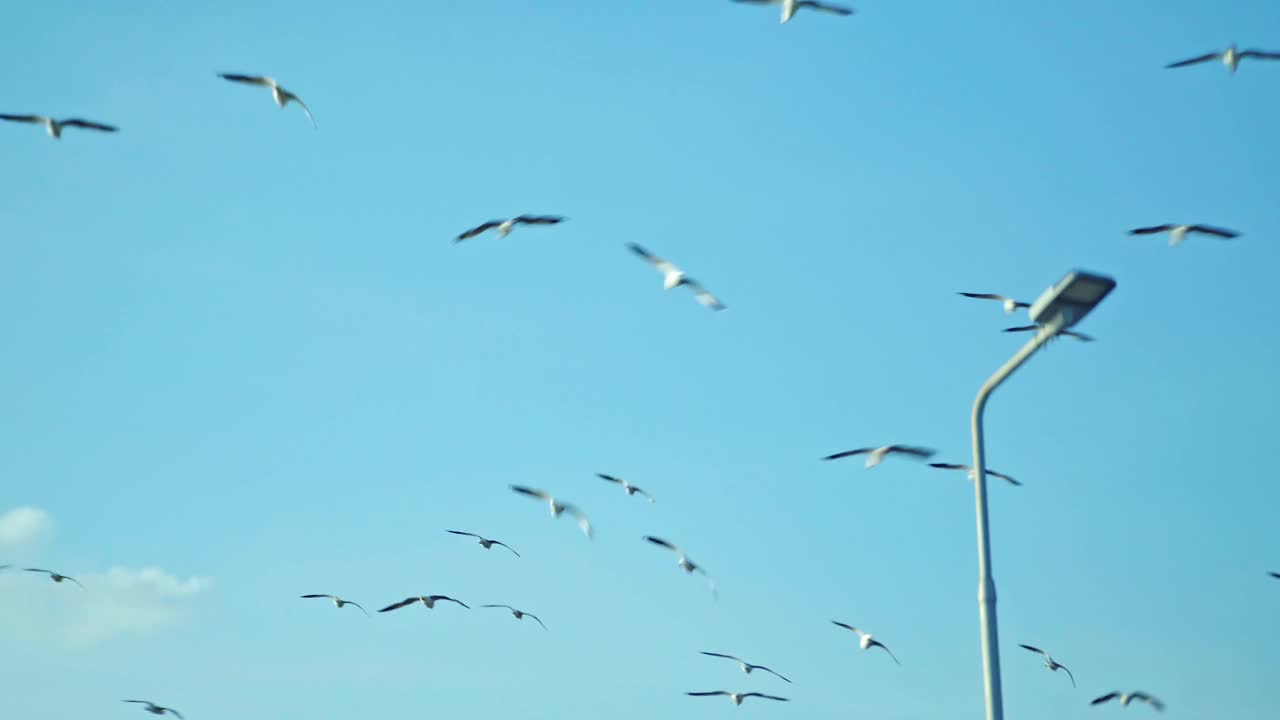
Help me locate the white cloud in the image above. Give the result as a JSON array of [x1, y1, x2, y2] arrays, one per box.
[[0, 506, 53, 547]]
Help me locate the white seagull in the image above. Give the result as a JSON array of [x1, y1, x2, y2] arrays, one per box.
[[928, 462, 1022, 487], [1128, 224, 1239, 246], [626, 243, 726, 311], [300, 594, 369, 616], [445, 530, 521, 557], [731, 0, 855, 24], [643, 536, 717, 597], [454, 215, 565, 242], [218, 73, 316, 128], [1003, 325, 1094, 342], [1165, 44, 1280, 73], [596, 473, 655, 504], [122, 701, 183, 719], [686, 691, 789, 706], [822, 445, 936, 468], [0, 114, 117, 139], [24, 568, 85, 589], [1019, 644, 1075, 687], [509, 485, 593, 539], [831, 621, 900, 664], [959, 292, 1030, 314], [480, 604, 547, 630], [1091, 692, 1165, 711], [699, 652, 792, 683], [378, 595, 470, 612]]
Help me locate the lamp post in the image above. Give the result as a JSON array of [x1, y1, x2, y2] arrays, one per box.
[[971, 270, 1115, 720]]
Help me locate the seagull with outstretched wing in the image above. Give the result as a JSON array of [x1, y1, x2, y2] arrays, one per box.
[[686, 691, 789, 706], [959, 292, 1030, 314], [1090, 691, 1164, 711], [378, 595, 469, 612], [832, 621, 900, 664], [644, 536, 716, 597], [0, 114, 117, 139], [627, 243, 726, 311], [455, 215, 565, 242], [596, 473, 655, 504], [123, 701, 183, 719], [1019, 644, 1075, 687], [1166, 44, 1280, 72], [479, 604, 547, 630], [218, 73, 316, 128], [822, 445, 935, 468], [300, 594, 369, 616], [699, 652, 791, 683], [445, 530, 520, 557], [1128, 224, 1239, 246], [929, 462, 1022, 487], [731, 0, 855, 24], [509, 485, 592, 539], [24, 568, 84, 589], [1003, 325, 1094, 342]]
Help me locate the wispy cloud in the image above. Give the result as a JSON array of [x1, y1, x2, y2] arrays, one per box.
[[0, 506, 53, 547]]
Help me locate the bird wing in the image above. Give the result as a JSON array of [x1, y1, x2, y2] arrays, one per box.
[[346, 601, 370, 616], [1128, 225, 1175, 235], [699, 651, 744, 662], [430, 595, 470, 609], [1270, 571, 1280, 579], [870, 640, 901, 665], [0, 114, 45, 124], [1131, 693, 1164, 711], [480, 604, 515, 610], [1090, 693, 1120, 705], [1059, 663, 1076, 688], [163, 709, 184, 719], [301, 594, 336, 600], [1002, 325, 1039, 333], [885, 445, 936, 459], [510, 484, 551, 501], [219, 73, 273, 86], [798, 1, 854, 15], [492, 540, 521, 557], [60, 119, 118, 132], [282, 91, 317, 129], [513, 215, 565, 226], [1188, 225, 1239, 238], [561, 503, 592, 538], [1062, 330, 1094, 342], [822, 448, 872, 461], [731, 0, 774, 4], [756, 666, 792, 683], [527, 613, 548, 630], [742, 693, 790, 702], [929, 462, 968, 471], [446, 530, 481, 539], [632, 486, 656, 503], [456, 220, 503, 241], [644, 536, 681, 552], [626, 243, 680, 274], [1239, 50, 1280, 60], [378, 597, 422, 612], [685, 691, 730, 697], [1018, 644, 1047, 657], [987, 470, 1022, 486], [122, 700, 152, 705], [831, 620, 862, 635], [1165, 52, 1220, 68], [682, 278, 726, 311], [596, 473, 624, 484], [23, 568, 52, 574], [958, 292, 1009, 302], [65, 576, 86, 589]]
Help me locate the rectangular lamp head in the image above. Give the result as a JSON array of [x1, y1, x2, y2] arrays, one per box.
[[1029, 270, 1116, 328]]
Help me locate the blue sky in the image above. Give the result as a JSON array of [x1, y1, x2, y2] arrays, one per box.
[[2, 1, 1278, 717]]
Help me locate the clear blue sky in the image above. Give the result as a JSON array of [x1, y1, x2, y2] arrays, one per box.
[[2, 1, 1278, 718]]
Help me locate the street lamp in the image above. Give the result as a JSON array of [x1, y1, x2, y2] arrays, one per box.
[[971, 270, 1115, 720]]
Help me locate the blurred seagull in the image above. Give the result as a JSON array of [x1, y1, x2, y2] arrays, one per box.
[[24, 568, 84, 589], [686, 691, 789, 706], [378, 595, 470, 612], [1128, 224, 1239, 246], [958, 292, 1030, 314], [480, 604, 547, 630], [1019, 644, 1075, 687], [455, 215, 565, 242], [596, 473, 655, 504], [1003, 325, 1094, 342], [731, 0, 855, 24], [626, 243, 726, 311], [122, 701, 183, 719], [509, 485, 593, 539], [831, 621, 900, 664], [1165, 44, 1280, 72], [300, 594, 369, 616], [445, 530, 521, 557], [699, 652, 792, 683], [1091, 692, 1165, 711], [0, 114, 117, 139], [217, 73, 316, 128], [644, 536, 717, 597], [822, 445, 936, 468], [1270, 571, 1280, 579], [928, 462, 1022, 487]]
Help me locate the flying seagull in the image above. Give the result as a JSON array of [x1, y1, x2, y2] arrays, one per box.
[[378, 595, 470, 612], [596, 473, 655, 504], [218, 73, 316, 128], [122, 701, 183, 719], [1019, 644, 1075, 687], [685, 691, 789, 706], [831, 621, 900, 664], [1003, 325, 1094, 342], [300, 594, 369, 616], [23, 568, 84, 589], [959, 292, 1030, 314], [1165, 44, 1280, 72], [1090, 692, 1165, 711], [455, 215, 565, 242], [644, 536, 717, 597], [699, 652, 792, 683], [822, 445, 936, 468], [731, 0, 855, 24], [928, 462, 1022, 487], [445, 530, 520, 557], [509, 485, 593, 539], [0, 114, 117, 139], [626, 243, 726, 311], [480, 604, 547, 630], [1128, 224, 1239, 246], [1270, 571, 1280, 579]]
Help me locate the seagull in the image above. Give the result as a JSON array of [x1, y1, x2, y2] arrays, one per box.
[[299, 594, 369, 616], [378, 595, 470, 612], [626, 243, 726, 311], [685, 691, 789, 706], [822, 445, 936, 468], [1270, 571, 1280, 579], [23, 568, 84, 589], [122, 701, 183, 719], [217, 73, 316, 128], [445, 530, 520, 557], [831, 621, 900, 664], [959, 292, 1031, 314], [1003, 325, 1094, 342], [596, 473, 655, 504], [479, 604, 547, 630], [1091, 692, 1165, 711], [1165, 44, 1280, 73], [699, 652, 792, 683], [454, 215, 565, 242], [731, 0, 855, 24], [928, 462, 1022, 487], [0, 114, 117, 139], [643, 536, 717, 596], [509, 485, 593, 539], [1128, 224, 1239, 246], [1019, 644, 1075, 687]]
